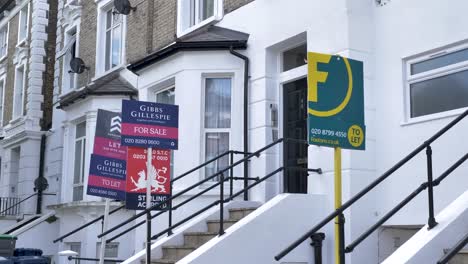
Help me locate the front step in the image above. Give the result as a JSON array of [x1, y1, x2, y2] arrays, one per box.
[[152, 207, 257, 263], [161, 246, 196, 262], [183, 232, 217, 248], [447, 249, 468, 264]]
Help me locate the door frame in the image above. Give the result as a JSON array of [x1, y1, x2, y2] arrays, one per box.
[[277, 64, 308, 194]]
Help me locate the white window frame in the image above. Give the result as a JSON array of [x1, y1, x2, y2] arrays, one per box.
[[12, 64, 26, 120], [72, 120, 86, 202], [201, 74, 233, 181], [404, 43, 468, 124], [155, 86, 176, 179], [62, 26, 79, 94], [177, 0, 224, 37], [95, 1, 126, 76], [17, 3, 30, 46], [96, 242, 119, 264], [0, 76, 6, 127], [0, 23, 9, 61]]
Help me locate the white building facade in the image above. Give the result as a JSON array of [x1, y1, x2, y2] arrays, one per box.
[[0, 0, 465, 263]]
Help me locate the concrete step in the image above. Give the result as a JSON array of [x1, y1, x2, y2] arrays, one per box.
[[447, 249, 468, 264], [150, 259, 175, 264], [183, 232, 218, 248], [161, 245, 196, 262], [228, 207, 257, 221], [206, 219, 238, 233]]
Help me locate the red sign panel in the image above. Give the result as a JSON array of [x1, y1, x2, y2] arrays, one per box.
[[125, 147, 171, 210]]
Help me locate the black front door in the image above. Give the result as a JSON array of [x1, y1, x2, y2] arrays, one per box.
[[283, 78, 308, 193]]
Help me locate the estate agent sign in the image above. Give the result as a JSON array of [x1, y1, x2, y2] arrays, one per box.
[[121, 100, 179, 150], [307, 52, 366, 150], [87, 109, 127, 200], [125, 147, 171, 210]]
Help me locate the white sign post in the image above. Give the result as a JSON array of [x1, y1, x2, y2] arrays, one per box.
[[146, 147, 152, 264], [98, 199, 111, 264]]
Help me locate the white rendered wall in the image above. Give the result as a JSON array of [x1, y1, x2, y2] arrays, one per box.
[[373, 0, 468, 226], [179, 193, 328, 264], [383, 190, 468, 264]]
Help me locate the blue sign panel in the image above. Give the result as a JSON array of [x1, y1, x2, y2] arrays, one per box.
[[121, 100, 179, 149]]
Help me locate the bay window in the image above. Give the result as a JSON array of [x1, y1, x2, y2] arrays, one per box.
[[156, 87, 175, 179], [203, 78, 231, 180]]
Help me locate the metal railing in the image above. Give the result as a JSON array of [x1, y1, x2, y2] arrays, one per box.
[[438, 232, 468, 264], [0, 197, 21, 216], [276, 108, 468, 262], [98, 138, 322, 253], [0, 193, 56, 217], [53, 150, 248, 243]]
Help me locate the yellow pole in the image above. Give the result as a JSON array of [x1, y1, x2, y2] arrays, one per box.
[[334, 147, 342, 264]]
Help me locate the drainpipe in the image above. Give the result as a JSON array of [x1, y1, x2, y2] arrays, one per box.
[[229, 47, 249, 201], [36, 134, 46, 214]]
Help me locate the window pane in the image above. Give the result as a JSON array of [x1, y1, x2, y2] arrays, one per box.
[[72, 186, 83, 201], [81, 139, 86, 182], [19, 7, 28, 41], [205, 78, 231, 128], [73, 140, 82, 184], [105, 31, 111, 71], [282, 44, 307, 72], [200, 0, 215, 21], [205, 132, 229, 180], [76, 122, 86, 138], [410, 69, 468, 118], [111, 25, 121, 68], [411, 48, 468, 75], [156, 88, 175, 105], [13, 67, 24, 118], [106, 10, 112, 30], [0, 27, 6, 57], [156, 88, 175, 178]]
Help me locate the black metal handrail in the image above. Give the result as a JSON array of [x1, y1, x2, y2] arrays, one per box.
[[438, 232, 468, 264], [98, 147, 261, 239], [345, 153, 468, 253], [53, 204, 125, 243], [276, 108, 468, 262], [99, 138, 320, 244], [54, 150, 247, 244]]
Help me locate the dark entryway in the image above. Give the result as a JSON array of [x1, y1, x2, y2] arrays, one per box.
[[283, 78, 308, 193]]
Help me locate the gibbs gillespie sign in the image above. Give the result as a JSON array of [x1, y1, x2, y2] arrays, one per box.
[[121, 100, 179, 150], [307, 52, 366, 150]]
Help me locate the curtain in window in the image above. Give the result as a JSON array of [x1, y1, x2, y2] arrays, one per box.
[[204, 78, 231, 180], [204, 78, 231, 128]]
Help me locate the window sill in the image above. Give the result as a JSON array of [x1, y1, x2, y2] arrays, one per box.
[[16, 39, 27, 48], [401, 107, 468, 126], [93, 65, 125, 83], [177, 16, 218, 38], [9, 116, 24, 125]]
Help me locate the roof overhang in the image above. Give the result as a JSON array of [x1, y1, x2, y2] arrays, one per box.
[[128, 26, 249, 73]]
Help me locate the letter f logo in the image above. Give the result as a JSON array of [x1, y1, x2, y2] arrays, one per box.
[[308, 53, 332, 102]]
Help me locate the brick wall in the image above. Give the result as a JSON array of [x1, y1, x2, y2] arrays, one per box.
[[125, 0, 150, 63], [42, 0, 58, 129], [3, 14, 19, 124], [152, 0, 177, 52], [224, 0, 254, 14], [77, 0, 97, 88]]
